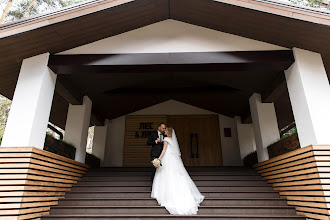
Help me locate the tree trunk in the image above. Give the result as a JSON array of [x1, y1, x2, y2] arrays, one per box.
[[22, 0, 36, 19], [0, 0, 14, 24]]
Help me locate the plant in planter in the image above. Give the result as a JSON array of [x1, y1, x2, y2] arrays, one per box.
[[44, 133, 76, 159], [267, 126, 300, 159], [243, 151, 258, 167]]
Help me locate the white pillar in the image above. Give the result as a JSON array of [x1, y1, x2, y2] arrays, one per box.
[[1, 53, 56, 149], [64, 96, 92, 163], [285, 48, 330, 148], [249, 93, 280, 162], [92, 119, 109, 165], [234, 116, 257, 160]]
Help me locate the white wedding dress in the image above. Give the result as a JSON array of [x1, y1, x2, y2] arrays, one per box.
[[151, 129, 205, 215]]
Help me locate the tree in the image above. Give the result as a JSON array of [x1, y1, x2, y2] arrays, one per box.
[[0, 95, 11, 144], [1, 0, 85, 24], [287, 0, 329, 9]]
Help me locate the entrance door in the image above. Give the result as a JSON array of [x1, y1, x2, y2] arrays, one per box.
[[167, 115, 222, 166]]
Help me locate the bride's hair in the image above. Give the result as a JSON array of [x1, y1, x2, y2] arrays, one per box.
[[166, 127, 173, 137]]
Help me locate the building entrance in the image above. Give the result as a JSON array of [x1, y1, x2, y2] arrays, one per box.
[[123, 115, 222, 167]]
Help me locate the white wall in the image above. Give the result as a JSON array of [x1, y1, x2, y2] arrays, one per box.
[[103, 116, 125, 167], [235, 119, 257, 160], [219, 115, 243, 166], [103, 100, 242, 167], [130, 100, 215, 115], [59, 20, 287, 55]]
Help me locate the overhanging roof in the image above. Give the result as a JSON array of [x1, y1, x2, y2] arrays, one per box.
[[0, 0, 329, 128]]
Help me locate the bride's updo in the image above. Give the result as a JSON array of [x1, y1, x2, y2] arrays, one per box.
[[166, 127, 173, 137]]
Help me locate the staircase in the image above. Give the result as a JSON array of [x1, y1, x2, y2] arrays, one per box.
[[42, 167, 306, 219]]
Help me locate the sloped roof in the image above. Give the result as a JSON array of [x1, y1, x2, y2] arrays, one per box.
[[0, 0, 329, 128]]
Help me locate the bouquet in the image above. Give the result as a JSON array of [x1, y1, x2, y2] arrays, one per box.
[[151, 158, 162, 168]]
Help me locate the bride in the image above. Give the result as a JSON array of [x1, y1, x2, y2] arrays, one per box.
[[151, 127, 205, 215]]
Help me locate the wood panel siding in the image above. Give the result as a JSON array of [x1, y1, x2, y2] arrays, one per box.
[[123, 115, 167, 167], [254, 145, 330, 220], [0, 147, 89, 220], [123, 115, 222, 167]]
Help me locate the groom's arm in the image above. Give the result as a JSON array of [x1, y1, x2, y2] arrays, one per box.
[[147, 131, 157, 146]]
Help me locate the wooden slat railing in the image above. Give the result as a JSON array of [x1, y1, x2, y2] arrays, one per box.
[[0, 147, 89, 220], [254, 145, 330, 220]]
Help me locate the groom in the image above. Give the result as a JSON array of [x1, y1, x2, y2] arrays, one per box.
[[147, 122, 166, 181]]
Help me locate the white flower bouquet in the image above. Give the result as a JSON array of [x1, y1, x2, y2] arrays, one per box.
[[151, 158, 162, 168]]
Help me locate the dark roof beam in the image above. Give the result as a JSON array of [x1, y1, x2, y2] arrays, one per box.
[[261, 71, 287, 103], [48, 51, 295, 74], [55, 75, 83, 105], [55, 75, 105, 126]]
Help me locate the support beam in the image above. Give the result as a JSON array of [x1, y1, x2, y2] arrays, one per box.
[[1, 53, 56, 149], [55, 75, 83, 105], [285, 48, 330, 148], [48, 51, 294, 74], [64, 96, 92, 163], [55, 75, 104, 126], [261, 71, 287, 103], [249, 93, 280, 162]]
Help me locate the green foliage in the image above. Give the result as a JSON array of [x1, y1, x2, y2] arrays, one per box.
[[280, 126, 297, 140], [288, 0, 330, 9], [60, 139, 75, 148], [46, 130, 75, 148], [3, 0, 86, 23], [0, 95, 12, 143]]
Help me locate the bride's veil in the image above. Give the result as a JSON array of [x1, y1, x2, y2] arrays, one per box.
[[171, 129, 181, 156]]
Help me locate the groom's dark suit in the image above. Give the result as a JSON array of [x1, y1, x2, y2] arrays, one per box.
[[147, 130, 166, 181]]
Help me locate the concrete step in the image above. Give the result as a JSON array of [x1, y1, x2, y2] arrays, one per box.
[[88, 167, 256, 172], [70, 185, 274, 192], [58, 198, 289, 206], [82, 175, 264, 181], [65, 191, 281, 198], [49, 206, 297, 215], [42, 214, 306, 220], [76, 180, 270, 186], [83, 171, 259, 176]]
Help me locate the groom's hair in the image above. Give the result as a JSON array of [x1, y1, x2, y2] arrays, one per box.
[[158, 122, 165, 127]]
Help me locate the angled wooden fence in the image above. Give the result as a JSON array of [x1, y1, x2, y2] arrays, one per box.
[[0, 147, 89, 220], [254, 145, 330, 220]]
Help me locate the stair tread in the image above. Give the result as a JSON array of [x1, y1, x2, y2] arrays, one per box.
[[43, 214, 304, 217], [73, 185, 271, 186], [44, 167, 302, 219], [78, 180, 267, 182], [67, 190, 278, 193], [60, 197, 287, 200], [52, 205, 295, 208]]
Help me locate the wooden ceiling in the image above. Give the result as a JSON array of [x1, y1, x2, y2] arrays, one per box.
[[48, 50, 295, 128], [0, 0, 329, 129]]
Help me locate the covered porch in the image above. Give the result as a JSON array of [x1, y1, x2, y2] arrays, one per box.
[[0, 0, 330, 219]]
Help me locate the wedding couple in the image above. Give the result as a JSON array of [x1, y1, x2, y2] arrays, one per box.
[[147, 123, 205, 215]]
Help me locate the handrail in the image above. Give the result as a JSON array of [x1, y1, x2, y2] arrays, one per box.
[[47, 123, 64, 140]]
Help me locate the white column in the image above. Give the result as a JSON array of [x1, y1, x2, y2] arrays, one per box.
[[92, 119, 109, 165], [234, 116, 256, 160], [1, 53, 56, 149], [249, 93, 280, 162], [285, 48, 330, 148], [64, 96, 92, 163]]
